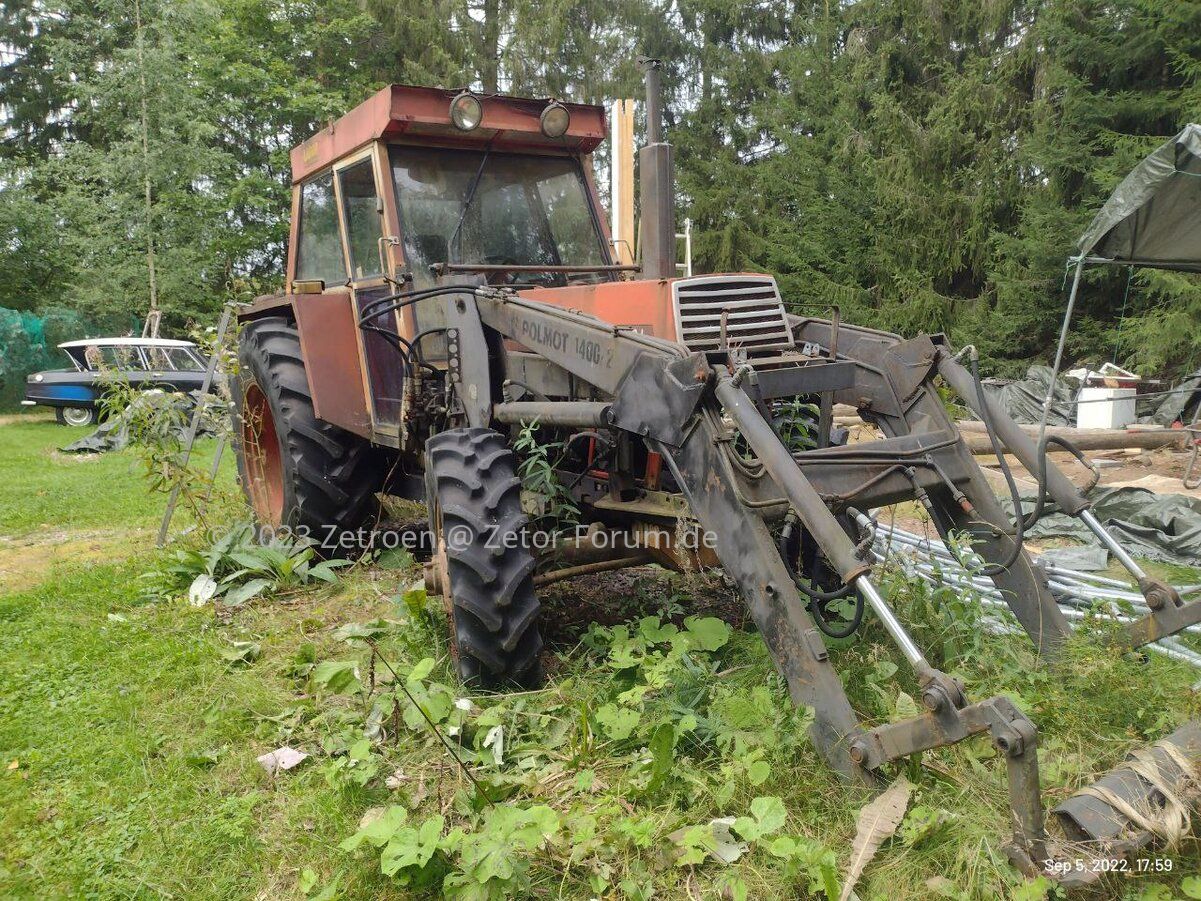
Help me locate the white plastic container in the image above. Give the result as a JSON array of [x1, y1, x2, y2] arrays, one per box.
[[1077, 386, 1137, 429]]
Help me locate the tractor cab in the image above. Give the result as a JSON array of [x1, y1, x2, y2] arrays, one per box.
[[252, 85, 630, 442]]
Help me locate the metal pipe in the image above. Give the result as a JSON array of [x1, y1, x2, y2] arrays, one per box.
[[493, 401, 611, 428], [868, 517, 1150, 597], [716, 377, 867, 580], [643, 58, 663, 144], [1078, 508, 1149, 582], [637, 56, 675, 281], [533, 553, 653, 587], [855, 576, 928, 668], [1038, 256, 1086, 453]]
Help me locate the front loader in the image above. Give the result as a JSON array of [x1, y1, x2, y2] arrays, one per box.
[[231, 67, 1201, 885]]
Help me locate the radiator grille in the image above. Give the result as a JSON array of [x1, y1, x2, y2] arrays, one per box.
[[671, 275, 793, 352]]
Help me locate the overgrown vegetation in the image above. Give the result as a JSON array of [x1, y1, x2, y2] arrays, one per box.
[[7, 407, 1201, 897], [143, 521, 351, 608]]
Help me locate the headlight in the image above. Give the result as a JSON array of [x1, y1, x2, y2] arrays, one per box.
[[449, 91, 483, 131], [33, 373, 44, 382], [540, 102, 570, 138]]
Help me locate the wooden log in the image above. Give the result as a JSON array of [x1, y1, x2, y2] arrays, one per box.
[[956, 420, 1187, 454]]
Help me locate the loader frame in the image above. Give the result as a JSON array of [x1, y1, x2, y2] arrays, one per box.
[[429, 284, 1061, 867], [407, 278, 1201, 878]]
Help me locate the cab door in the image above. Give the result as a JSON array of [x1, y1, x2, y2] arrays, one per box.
[[332, 150, 404, 436]]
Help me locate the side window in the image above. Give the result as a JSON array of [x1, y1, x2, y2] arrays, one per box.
[[338, 159, 384, 280], [295, 172, 348, 286]]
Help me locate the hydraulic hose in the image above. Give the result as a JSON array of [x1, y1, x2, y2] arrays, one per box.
[[967, 352, 1026, 575], [964, 349, 1100, 577], [1021, 433, 1100, 530], [358, 285, 483, 323], [778, 514, 865, 639]]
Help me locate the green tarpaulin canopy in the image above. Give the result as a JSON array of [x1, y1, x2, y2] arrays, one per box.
[[1076, 124, 1201, 271]]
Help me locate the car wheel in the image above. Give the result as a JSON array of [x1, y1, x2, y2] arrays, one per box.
[[56, 406, 97, 427]]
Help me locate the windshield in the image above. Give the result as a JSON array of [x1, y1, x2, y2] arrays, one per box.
[[142, 347, 204, 371], [389, 146, 610, 290], [77, 345, 202, 371]]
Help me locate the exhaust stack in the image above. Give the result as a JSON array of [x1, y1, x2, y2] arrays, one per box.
[[638, 57, 675, 280]]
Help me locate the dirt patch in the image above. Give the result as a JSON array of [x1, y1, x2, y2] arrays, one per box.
[[539, 565, 749, 654], [0, 411, 53, 427], [0, 528, 148, 593], [976, 446, 1201, 498]]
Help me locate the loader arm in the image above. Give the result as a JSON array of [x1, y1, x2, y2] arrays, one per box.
[[424, 284, 1201, 881], [447, 286, 1051, 867]]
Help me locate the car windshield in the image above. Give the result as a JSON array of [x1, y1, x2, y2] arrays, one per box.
[[78, 345, 201, 371], [142, 347, 203, 371], [389, 146, 611, 289]]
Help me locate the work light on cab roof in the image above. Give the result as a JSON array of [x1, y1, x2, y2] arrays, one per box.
[[449, 91, 482, 131], [539, 101, 570, 138]]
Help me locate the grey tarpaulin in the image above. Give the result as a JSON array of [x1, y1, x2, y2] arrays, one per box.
[[1003, 486, 1201, 566], [60, 391, 220, 454], [1144, 368, 1201, 426], [982, 365, 1076, 426], [980, 364, 1200, 425], [1077, 124, 1201, 269]]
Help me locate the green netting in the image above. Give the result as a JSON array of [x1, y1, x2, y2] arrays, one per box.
[[0, 307, 139, 411]]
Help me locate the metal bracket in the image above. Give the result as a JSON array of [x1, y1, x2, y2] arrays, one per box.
[[444, 294, 492, 429], [851, 694, 1047, 867], [882, 335, 938, 405], [609, 351, 712, 447]]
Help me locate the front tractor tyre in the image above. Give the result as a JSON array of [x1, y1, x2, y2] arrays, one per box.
[[233, 316, 385, 554], [425, 428, 544, 690]]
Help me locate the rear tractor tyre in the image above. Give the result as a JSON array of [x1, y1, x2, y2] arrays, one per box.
[[425, 427, 544, 690], [233, 316, 386, 554]]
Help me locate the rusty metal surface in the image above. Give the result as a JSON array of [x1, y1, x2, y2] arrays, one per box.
[[494, 401, 611, 427], [293, 292, 372, 437], [1054, 719, 1201, 849], [750, 361, 856, 399], [1124, 597, 1201, 646], [515, 280, 678, 343], [609, 352, 711, 447], [239, 293, 295, 323], [292, 85, 607, 182]]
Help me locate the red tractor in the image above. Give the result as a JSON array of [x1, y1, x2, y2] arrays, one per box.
[[232, 66, 1201, 882]]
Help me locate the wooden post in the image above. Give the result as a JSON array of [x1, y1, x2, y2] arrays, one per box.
[[609, 99, 636, 267], [157, 304, 235, 546]]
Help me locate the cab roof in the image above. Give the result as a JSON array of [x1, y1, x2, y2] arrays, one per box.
[[291, 84, 607, 182]]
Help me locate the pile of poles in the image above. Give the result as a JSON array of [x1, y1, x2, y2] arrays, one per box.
[[853, 512, 1201, 681]]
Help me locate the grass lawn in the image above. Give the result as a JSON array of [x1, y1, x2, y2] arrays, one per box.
[[2, 414, 1201, 899]]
